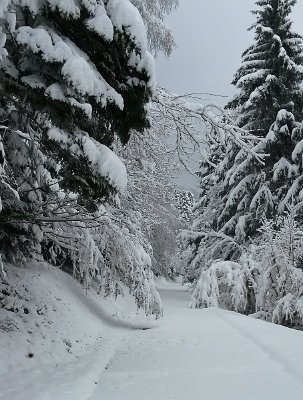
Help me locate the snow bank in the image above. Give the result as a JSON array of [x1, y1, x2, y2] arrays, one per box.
[[0, 261, 152, 379]]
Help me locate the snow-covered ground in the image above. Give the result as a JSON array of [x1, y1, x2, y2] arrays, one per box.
[[0, 262, 153, 399], [100, 285, 303, 400], [2, 265, 303, 399]]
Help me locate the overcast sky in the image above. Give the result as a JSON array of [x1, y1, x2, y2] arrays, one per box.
[[156, 0, 303, 192], [156, 0, 303, 104]]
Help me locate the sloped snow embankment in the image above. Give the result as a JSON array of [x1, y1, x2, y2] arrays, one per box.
[[0, 262, 154, 400]]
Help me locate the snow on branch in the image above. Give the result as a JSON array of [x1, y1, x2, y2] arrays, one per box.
[[152, 87, 266, 167], [108, 0, 156, 90], [15, 25, 124, 109], [190, 260, 249, 312]]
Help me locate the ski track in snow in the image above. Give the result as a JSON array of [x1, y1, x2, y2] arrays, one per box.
[[2, 281, 303, 399], [96, 285, 303, 400], [214, 307, 303, 387]]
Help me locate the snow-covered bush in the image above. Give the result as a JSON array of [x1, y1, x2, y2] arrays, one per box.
[[190, 260, 256, 313], [28, 200, 163, 316], [252, 205, 303, 326], [190, 206, 303, 327]]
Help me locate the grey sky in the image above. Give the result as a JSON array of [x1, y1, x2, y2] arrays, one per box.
[[156, 0, 303, 103]]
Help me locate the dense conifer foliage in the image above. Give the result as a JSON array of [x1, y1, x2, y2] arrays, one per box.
[[184, 0, 303, 325], [220, 0, 303, 245], [227, 0, 303, 136], [0, 0, 164, 315]]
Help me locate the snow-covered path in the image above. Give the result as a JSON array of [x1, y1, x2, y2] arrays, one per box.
[[3, 281, 303, 400], [98, 284, 303, 400]]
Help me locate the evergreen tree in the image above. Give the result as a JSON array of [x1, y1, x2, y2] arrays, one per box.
[[0, 1, 164, 316], [0, 0, 154, 257], [180, 139, 227, 282], [208, 0, 302, 256], [184, 0, 303, 295], [227, 0, 303, 136], [220, 0, 303, 247]]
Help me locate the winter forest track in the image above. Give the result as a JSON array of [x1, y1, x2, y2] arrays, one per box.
[[96, 284, 303, 400], [2, 283, 303, 400]]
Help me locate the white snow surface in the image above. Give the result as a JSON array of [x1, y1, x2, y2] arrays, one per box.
[[0, 261, 152, 399], [0, 0, 10, 18], [107, 0, 156, 90], [81, 135, 127, 192], [108, 0, 147, 50], [46, 127, 127, 192], [2, 269, 303, 399], [15, 25, 124, 109], [85, 2, 114, 41]]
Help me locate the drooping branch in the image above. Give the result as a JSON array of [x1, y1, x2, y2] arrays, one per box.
[[151, 87, 267, 169]]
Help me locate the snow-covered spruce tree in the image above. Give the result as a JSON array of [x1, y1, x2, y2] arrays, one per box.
[[184, 0, 303, 313], [0, 0, 154, 256], [228, 0, 303, 137], [190, 0, 303, 265], [0, 1, 164, 316], [180, 138, 228, 283], [218, 0, 303, 250]]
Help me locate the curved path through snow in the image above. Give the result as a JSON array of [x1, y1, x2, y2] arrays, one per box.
[[97, 283, 303, 400], [3, 282, 303, 400]]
